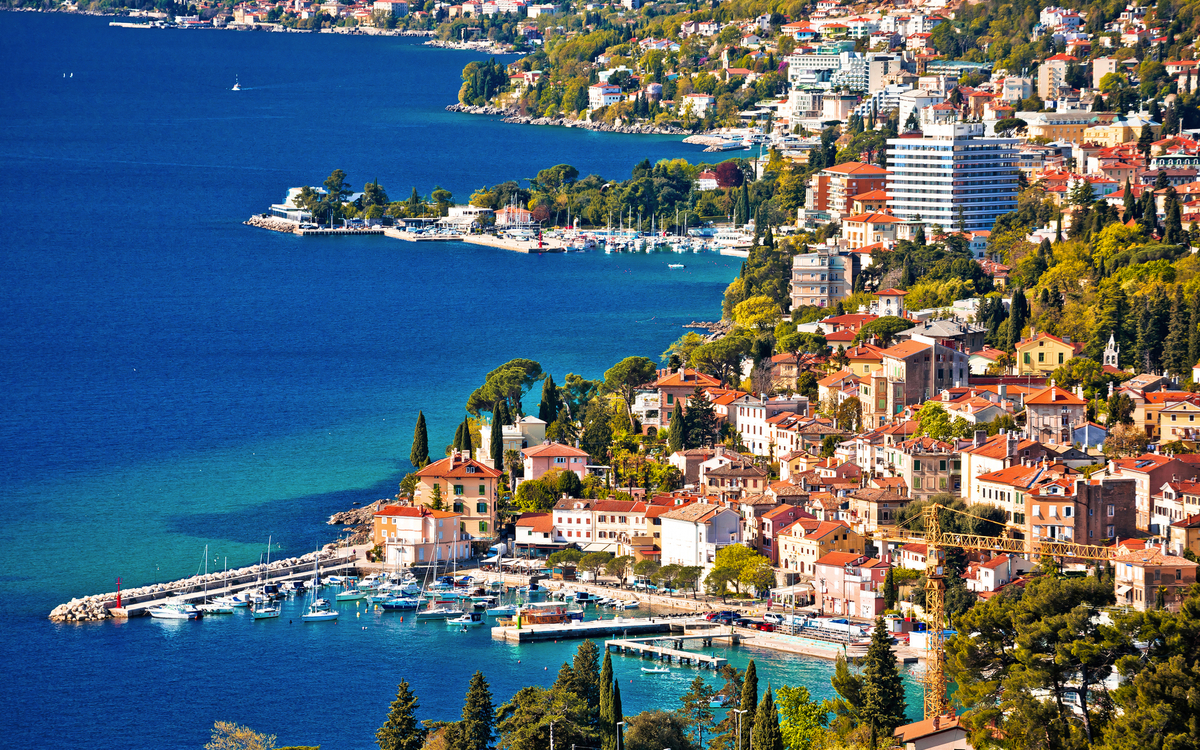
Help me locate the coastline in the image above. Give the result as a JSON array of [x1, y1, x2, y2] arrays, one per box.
[[446, 103, 694, 136]]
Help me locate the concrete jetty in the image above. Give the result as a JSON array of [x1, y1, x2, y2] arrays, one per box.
[[383, 228, 462, 242], [491, 616, 675, 643], [49, 551, 359, 622], [462, 235, 566, 253]]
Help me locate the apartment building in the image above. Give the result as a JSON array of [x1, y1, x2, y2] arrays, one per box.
[[789, 246, 858, 309], [886, 108, 1018, 232], [805, 162, 890, 219]]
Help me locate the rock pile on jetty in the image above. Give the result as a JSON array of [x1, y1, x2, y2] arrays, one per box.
[[445, 104, 690, 134], [245, 215, 298, 234], [48, 550, 337, 623]]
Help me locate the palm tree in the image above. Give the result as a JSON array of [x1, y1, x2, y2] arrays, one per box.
[[504, 449, 522, 484]]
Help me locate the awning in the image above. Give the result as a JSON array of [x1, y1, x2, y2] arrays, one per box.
[[1116, 584, 1133, 596], [582, 542, 619, 553], [482, 555, 501, 563]]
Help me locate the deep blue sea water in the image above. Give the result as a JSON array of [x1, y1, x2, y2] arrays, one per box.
[[0, 13, 921, 748]]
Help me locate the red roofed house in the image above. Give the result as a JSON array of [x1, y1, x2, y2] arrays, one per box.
[[813, 551, 889, 617], [655, 368, 722, 430], [1109, 453, 1200, 531], [778, 519, 861, 578], [1025, 384, 1088, 445], [843, 212, 901, 249], [697, 170, 719, 191], [1113, 546, 1199, 611], [875, 287, 907, 318], [513, 512, 560, 555], [522, 442, 591, 483], [894, 712, 971, 750], [1014, 329, 1085, 376], [964, 554, 1030, 593], [759, 503, 817, 564], [373, 504, 467, 566], [414, 452, 503, 539]]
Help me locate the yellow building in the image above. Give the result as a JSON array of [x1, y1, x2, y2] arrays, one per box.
[[1024, 111, 1095, 141], [414, 452, 503, 540], [1015, 331, 1084, 376], [778, 519, 863, 578], [1083, 114, 1162, 147], [1160, 397, 1200, 446]]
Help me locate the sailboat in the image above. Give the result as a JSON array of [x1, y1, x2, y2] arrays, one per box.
[[197, 547, 234, 614], [250, 537, 281, 620], [302, 553, 339, 622], [231, 75, 241, 91]]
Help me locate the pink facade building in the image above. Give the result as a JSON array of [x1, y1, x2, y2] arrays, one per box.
[[813, 551, 889, 619]]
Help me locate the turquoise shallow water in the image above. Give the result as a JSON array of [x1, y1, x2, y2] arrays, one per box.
[[0, 13, 921, 748]]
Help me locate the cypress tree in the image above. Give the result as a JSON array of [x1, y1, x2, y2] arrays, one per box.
[[750, 686, 783, 750], [611, 680, 624, 750], [1123, 178, 1134, 221], [453, 421, 466, 453], [669, 401, 686, 453], [600, 654, 614, 750], [377, 680, 427, 750], [1006, 287, 1027, 352], [411, 411, 430, 468], [573, 640, 602, 728], [491, 401, 504, 472], [495, 399, 512, 430], [883, 567, 897, 610], [1055, 212, 1063, 242], [538, 375, 560, 424], [861, 616, 907, 750], [739, 660, 759, 750], [1189, 294, 1200, 371], [463, 416, 475, 459], [459, 671, 495, 750]]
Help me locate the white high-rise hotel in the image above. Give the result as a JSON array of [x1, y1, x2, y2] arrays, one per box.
[[886, 105, 1018, 233]]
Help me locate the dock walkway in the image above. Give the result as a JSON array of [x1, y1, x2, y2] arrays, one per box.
[[604, 630, 738, 669], [491, 617, 674, 643]]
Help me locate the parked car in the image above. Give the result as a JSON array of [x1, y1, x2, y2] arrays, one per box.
[[756, 622, 776, 632], [734, 617, 756, 628], [763, 612, 785, 625]]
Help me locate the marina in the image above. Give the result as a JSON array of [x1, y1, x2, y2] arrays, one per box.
[[603, 631, 739, 669]]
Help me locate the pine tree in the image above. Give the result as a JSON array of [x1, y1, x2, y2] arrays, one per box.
[[668, 400, 686, 453], [750, 686, 783, 750], [377, 680, 427, 750], [459, 671, 495, 750], [411, 411, 430, 468], [739, 660, 759, 750], [861, 616, 907, 750], [539, 375, 560, 424], [1165, 286, 1191, 377], [490, 401, 504, 473]]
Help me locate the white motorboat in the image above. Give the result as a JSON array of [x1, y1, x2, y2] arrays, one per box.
[[446, 611, 485, 627], [641, 666, 670, 674], [616, 600, 640, 609], [668, 264, 685, 269], [485, 604, 519, 617], [302, 598, 339, 622], [197, 602, 235, 614], [415, 605, 460, 620], [335, 587, 366, 602], [250, 600, 280, 620], [149, 600, 201, 620]]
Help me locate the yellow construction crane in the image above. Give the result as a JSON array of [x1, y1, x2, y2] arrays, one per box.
[[873, 504, 1121, 720]]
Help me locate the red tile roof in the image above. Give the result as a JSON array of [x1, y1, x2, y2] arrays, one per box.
[[1025, 386, 1087, 406], [655, 369, 721, 388], [523, 442, 590, 458], [416, 454, 502, 479]]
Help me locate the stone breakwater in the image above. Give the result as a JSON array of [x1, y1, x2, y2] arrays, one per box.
[[48, 550, 338, 623], [246, 215, 298, 233], [445, 104, 691, 135]]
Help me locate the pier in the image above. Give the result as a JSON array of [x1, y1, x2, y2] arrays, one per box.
[[603, 630, 738, 669], [383, 228, 462, 242], [296, 227, 383, 236], [491, 617, 675, 643], [461, 235, 566, 253]]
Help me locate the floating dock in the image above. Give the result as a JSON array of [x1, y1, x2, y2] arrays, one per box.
[[296, 227, 383, 236], [382, 228, 462, 242], [604, 631, 738, 669]]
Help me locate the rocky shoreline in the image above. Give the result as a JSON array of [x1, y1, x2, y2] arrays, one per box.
[[445, 103, 693, 135], [48, 550, 337, 623], [328, 500, 381, 546]]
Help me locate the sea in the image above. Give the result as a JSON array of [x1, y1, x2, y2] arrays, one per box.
[[0, 12, 921, 749]]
